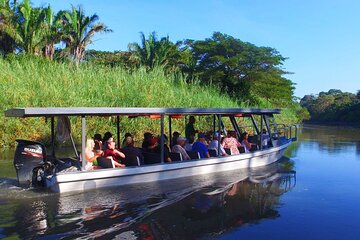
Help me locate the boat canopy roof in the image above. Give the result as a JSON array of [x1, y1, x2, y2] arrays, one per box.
[[5, 107, 281, 118]]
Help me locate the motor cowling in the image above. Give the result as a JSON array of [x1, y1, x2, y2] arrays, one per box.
[[14, 139, 47, 188]]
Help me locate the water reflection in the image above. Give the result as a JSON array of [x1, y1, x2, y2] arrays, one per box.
[[300, 124, 360, 155], [0, 159, 295, 239]]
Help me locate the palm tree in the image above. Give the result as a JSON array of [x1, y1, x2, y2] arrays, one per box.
[[9, 0, 46, 54], [61, 5, 112, 63], [0, 0, 17, 55], [42, 5, 63, 60], [128, 31, 182, 71]]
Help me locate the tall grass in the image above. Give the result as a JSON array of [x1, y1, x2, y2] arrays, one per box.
[[0, 56, 298, 148], [0, 56, 236, 148]]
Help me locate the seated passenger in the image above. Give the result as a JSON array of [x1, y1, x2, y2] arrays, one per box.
[[93, 133, 102, 151], [200, 132, 210, 146], [192, 133, 210, 158], [122, 136, 144, 164], [208, 132, 228, 156], [171, 136, 191, 160], [122, 132, 132, 148], [142, 132, 158, 152], [171, 131, 180, 148], [261, 129, 270, 147], [185, 135, 195, 151], [85, 139, 103, 170], [103, 138, 126, 167], [241, 132, 256, 153], [222, 131, 241, 155], [102, 131, 113, 150], [154, 134, 171, 162]]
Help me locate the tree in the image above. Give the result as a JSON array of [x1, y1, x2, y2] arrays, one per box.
[[10, 0, 46, 54], [61, 5, 112, 63], [300, 89, 360, 123], [128, 31, 183, 72], [0, 0, 17, 55], [185, 32, 294, 104], [42, 5, 63, 60]]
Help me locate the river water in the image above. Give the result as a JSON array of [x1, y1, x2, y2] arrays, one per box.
[[0, 124, 359, 239]]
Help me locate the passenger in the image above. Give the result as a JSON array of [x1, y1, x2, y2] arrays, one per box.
[[93, 133, 102, 151], [171, 131, 180, 148], [208, 132, 228, 156], [154, 134, 171, 162], [171, 136, 191, 160], [102, 131, 113, 150], [84, 139, 103, 170], [192, 133, 210, 158], [185, 116, 197, 140], [185, 134, 195, 151], [122, 136, 144, 164], [103, 138, 126, 167], [122, 132, 132, 148], [261, 129, 270, 147], [222, 131, 241, 155], [142, 132, 158, 152], [199, 131, 210, 146], [241, 132, 256, 153]]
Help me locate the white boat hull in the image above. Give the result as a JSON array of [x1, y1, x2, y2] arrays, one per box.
[[49, 141, 291, 193]]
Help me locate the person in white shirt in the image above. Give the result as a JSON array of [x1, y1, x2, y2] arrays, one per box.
[[208, 132, 228, 156], [171, 136, 191, 160], [85, 139, 103, 170], [184, 135, 195, 151]]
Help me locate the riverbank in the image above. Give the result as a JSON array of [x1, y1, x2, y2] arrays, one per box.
[[0, 56, 300, 148], [303, 120, 360, 128]]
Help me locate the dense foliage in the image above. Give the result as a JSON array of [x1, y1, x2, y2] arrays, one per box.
[[0, 1, 306, 148], [0, 0, 110, 62], [0, 56, 301, 148], [183, 32, 295, 105], [300, 89, 360, 123]]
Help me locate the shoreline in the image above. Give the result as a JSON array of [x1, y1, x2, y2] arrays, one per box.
[[303, 120, 360, 128]]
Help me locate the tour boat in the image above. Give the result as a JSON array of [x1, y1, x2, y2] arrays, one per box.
[[4, 107, 297, 193]]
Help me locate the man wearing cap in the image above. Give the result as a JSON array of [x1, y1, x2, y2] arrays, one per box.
[[103, 138, 126, 167], [171, 136, 191, 160], [192, 133, 210, 158], [208, 132, 228, 156]]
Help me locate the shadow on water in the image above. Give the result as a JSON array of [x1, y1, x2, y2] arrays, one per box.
[[0, 158, 295, 239]]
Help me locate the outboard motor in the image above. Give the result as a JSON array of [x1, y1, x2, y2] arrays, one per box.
[[14, 139, 52, 188]]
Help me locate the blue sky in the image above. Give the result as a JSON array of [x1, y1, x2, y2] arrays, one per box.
[[32, 0, 360, 98]]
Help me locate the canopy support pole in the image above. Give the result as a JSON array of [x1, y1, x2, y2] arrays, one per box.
[[260, 115, 263, 150], [160, 114, 165, 163], [213, 115, 216, 135], [51, 117, 55, 157], [169, 116, 172, 146], [116, 116, 120, 148], [217, 114, 222, 157], [250, 114, 260, 135], [81, 116, 86, 171]]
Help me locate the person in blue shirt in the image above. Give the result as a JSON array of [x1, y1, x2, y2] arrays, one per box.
[[192, 133, 210, 158]]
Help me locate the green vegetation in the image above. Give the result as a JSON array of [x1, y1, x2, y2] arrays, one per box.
[[300, 89, 360, 124], [0, 0, 110, 62], [0, 56, 300, 148], [0, 1, 305, 148]]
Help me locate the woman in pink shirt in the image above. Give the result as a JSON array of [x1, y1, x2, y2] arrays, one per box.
[[222, 131, 241, 155]]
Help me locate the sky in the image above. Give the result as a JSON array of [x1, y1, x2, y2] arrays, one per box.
[[31, 0, 360, 98]]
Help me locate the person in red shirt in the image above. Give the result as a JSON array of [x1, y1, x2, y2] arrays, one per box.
[[103, 138, 126, 168]]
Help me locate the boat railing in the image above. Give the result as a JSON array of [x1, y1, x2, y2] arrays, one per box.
[[271, 124, 298, 142]]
